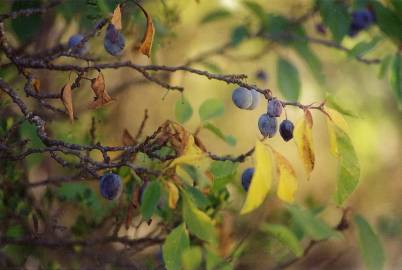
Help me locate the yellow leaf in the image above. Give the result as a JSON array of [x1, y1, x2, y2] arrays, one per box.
[[60, 83, 74, 122], [111, 4, 122, 31], [135, 2, 155, 57], [165, 181, 179, 209], [169, 135, 205, 168], [294, 115, 315, 176], [272, 149, 297, 203], [326, 108, 350, 157], [240, 140, 273, 215]]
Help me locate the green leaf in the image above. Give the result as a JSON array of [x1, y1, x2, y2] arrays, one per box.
[[288, 205, 336, 241], [261, 223, 303, 257], [184, 186, 211, 210], [243, 1, 267, 25], [378, 55, 392, 79], [182, 246, 202, 270], [162, 224, 190, 270], [175, 96, 193, 123], [325, 93, 359, 118], [348, 37, 382, 59], [203, 122, 236, 146], [263, 14, 290, 39], [11, 0, 42, 44], [199, 98, 224, 122], [318, 0, 350, 43], [355, 215, 385, 270], [230, 25, 249, 46], [182, 191, 216, 243], [276, 58, 301, 101], [140, 181, 161, 220], [200, 9, 232, 24], [390, 53, 402, 108], [372, 2, 402, 42], [210, 160, 237, 192], [333, 126, 360, 205], [206, 247, 233, 270]]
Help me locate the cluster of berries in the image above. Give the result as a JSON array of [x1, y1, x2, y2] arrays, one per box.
[[67, 24, 125, 56], [231, 87, 294, 142]]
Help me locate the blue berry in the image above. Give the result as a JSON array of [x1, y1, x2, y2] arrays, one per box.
[[68, 34, 88, 55], [349, 9, 375, 36], [99, 173, 122, 200], [241, 168, 254, 191], [232, 87, 253, 109], [104, 24, 125, 56], [279, 119, 294, 142], [267, 98, 283, 117], [258, 114, 277, 138], [248, 89, 260, 110]]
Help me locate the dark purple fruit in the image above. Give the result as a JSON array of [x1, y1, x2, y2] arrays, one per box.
[[99, 173, 122, 200], [279, 119, 294, 142], [241, 168, 254, 191], [267, 99, 283, 117], [258, 114, 277, 138]]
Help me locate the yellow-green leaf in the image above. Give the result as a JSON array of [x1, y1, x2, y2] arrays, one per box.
[[325, 108, 360, 205], [240, 140, 273, 215], [273, 149, 297, 203], [326, 108, 350, 157], [182, 192, 216, 243], [294, 114, 315, 176], [169, 135, 205, 168]]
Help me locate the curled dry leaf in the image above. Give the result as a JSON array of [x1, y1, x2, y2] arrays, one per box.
[[60, 83, 74, 122], [88, 72, 115, 109], [135, 2, 155, 57], [111, 4, 122, 31], [32, 78, 40, 94]]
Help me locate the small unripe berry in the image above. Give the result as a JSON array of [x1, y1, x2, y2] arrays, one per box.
[[241, 168, 254, 191], [258, 114, 277, 138], [99, 173, 122, 200], [279, 119, 294, 142], [104, 24, 125, 56], [267, 98, 283, 117], [256, 69, 268, 82], [68, 34, 88, 55], [232, 87, 253, 109]]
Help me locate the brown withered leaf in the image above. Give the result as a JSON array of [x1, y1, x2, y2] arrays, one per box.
[[304, 109, 313, 128], [111, 4, 122, 31], [88, 72, 115, 109], [135, 2, 154, 57], [61, 83, 74, 122], [32, 78, 40, 94], [122, 129, 136, 145]]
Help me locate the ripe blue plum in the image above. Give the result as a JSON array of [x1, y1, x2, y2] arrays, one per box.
[[68, 34, 88, 55], [258, 114, 277, 138], [232, 87, 260, 110], [248, 89, 260, 110], [232, 87, 253, 109], [267, 98, 283, 117], [349, 9, 375, 36], [241, 168, 254, 191], [104, 24, 125, 56], [99, 173, 122, 200], [279, 119, 294, 142]]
